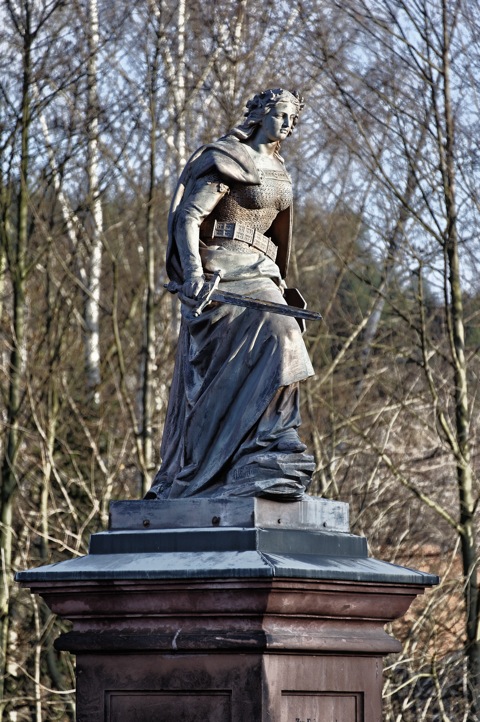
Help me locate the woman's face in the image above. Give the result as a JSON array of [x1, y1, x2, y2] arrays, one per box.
[[260, 101, 297, 143]]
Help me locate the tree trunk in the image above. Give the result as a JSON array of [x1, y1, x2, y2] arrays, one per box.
[[440, 1, 479, 714], [85, 0, 103, 404], [175, 0, 187, 169], [139, 34, 161, 496], [0, 16, 30, 719]]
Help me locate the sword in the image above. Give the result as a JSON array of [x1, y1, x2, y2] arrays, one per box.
[[164, 270, 322, 322]]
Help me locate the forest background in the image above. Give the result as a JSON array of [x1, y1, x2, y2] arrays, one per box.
[[2, 0, 480, 719]]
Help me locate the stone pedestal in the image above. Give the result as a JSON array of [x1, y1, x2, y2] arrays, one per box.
[[16, 497, 438, 722]]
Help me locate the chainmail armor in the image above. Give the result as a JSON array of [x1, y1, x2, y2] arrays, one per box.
[[200, 167, 292, 239]]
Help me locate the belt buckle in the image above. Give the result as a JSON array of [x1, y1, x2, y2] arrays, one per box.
[[213, 221, 235, 239]]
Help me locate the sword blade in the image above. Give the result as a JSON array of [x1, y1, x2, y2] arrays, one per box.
[[209, 289, 322, 321]]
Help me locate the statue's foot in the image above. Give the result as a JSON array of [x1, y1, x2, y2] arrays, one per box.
[[257, 481, 306, 502], [270, 429, 307, 454]]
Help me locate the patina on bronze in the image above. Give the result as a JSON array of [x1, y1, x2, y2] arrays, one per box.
[[165, 270, 322, 323], [146, 88, 317, 502]]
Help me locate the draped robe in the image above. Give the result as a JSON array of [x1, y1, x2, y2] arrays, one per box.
[[146, 136, 315, 500]]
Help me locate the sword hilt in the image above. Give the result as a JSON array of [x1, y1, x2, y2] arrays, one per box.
[[163, 270, 223, 317], [193, 269, 222, 317]]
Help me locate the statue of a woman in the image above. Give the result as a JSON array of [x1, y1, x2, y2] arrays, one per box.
[[146, 88, 315, 501]]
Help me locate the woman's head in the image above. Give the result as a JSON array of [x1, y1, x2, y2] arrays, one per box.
[[231, 88, 304, 141]]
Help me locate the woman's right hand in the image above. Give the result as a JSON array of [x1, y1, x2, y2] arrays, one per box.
[[182, 273, 206, 300]]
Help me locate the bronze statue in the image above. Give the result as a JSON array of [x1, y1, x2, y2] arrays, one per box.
[[146, 89, 316, 501]]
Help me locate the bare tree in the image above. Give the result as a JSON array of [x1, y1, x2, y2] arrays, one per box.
[[0, 2, 69, 717], [292, 0, 480, 716]]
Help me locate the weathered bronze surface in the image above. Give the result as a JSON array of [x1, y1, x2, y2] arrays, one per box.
[[147, 89, 318, 502], [166, 270, 322, 323], [109, 497, 349, 532]]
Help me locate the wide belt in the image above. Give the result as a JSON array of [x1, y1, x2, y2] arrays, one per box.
[[207, 220, 277, 262]]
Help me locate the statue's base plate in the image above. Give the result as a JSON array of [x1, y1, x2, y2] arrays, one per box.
[[17, 497, 437, 585], [109, 495, 350, 531]]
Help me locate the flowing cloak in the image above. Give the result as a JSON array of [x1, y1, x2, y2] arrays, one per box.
[[147, 135, 315, 500]]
